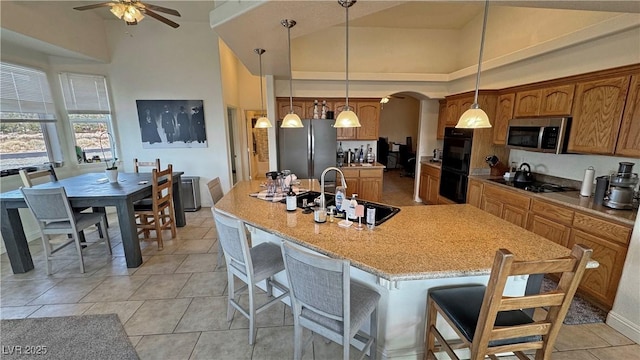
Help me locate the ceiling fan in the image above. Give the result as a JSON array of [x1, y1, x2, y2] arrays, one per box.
[[74, 0, 181, 28]]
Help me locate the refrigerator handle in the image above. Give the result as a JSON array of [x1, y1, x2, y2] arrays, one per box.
[[308, 122, 314, 178]]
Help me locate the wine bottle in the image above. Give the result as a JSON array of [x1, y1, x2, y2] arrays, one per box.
[[286, 185, 297, 212]]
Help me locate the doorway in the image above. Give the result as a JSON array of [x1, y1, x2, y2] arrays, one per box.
[[245, 110, 269, 180], [227, 107, 240, 185]]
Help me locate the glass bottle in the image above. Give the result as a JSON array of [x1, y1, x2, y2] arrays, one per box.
[[358, 145, 364, 163], [286, 185, 297, 212], [337, 142, 344, 167], [366, 146, 375, 164]]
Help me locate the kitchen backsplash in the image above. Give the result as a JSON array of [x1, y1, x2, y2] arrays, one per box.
[[338, 140, 378, 162], [509, 149, 640, 181]]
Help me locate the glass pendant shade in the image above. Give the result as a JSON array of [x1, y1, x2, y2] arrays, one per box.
[[334, 109, 361, 128], [110, 4, 125, 18], [281, 113, 303, 128], [456, 104, 491, 128], [254, 116, 272, 128]]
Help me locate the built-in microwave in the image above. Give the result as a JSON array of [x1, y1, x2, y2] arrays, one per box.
[[506, 117, 571, 154]]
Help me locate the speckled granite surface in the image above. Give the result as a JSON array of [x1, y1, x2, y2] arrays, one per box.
[[215, 180, 571, 282], [339, 162, 386, 169], [420, 159, 441, 169], [470, 176, 636, 226]]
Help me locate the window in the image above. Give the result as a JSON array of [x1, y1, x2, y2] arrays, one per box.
[[59, 72, 115, 164], [0, 62, 61, 171]]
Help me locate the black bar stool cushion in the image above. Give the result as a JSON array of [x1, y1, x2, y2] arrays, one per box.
[[430, 284, 540, 347]]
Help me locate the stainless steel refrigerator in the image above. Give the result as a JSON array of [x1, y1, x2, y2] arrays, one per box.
[[277, 119, 337, 182]]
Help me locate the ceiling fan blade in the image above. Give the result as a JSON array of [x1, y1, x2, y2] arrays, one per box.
[[143, 3, 181, 17], [73, 2, 115, 11], [144, 8, 180, 28]]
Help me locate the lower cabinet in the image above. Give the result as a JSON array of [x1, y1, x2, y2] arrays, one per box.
[[419, 164, 440, 205], [480, 183, 530, 228], [341, 168, 383, 202], [466, 178, 483, 208]]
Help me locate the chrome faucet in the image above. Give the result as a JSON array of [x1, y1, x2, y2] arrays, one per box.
[[320, 167, 348, 209]]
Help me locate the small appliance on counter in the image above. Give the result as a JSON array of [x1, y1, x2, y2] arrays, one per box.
[[431, 149, 443, 162], [604, 162, 639, 210]]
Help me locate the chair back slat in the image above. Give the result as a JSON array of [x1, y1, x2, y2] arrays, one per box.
[[152, 165, 173, 206], [282, 243, 346, 319], [207, 177, 224, 204], [134, 158, 161, 173], [19, 164, 58, 188], [21, 187, 73, 223], [490, 322, 552, 340], [499, 292, 565, 311], [510, 257, 577, 275]]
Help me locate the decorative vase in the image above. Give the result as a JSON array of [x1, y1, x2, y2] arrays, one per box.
[[105, 169, 118, 183]]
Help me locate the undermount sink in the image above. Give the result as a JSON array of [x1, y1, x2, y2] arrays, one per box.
[[284, 191, 401, 226]]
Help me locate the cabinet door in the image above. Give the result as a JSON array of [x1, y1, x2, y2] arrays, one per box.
[[616, 74, 640, 157], [458, 97, 474, 120], [445, 100, 460, 127], [356, 102, 380, 140], [344, 177, 359, 198], [335, 102, 357, 140], [466, 179, 483, 208], [539, 84, 575, 116], [569, 229, 627, 308], [568, 76, 631, 154], [514, 89, 541, 117], [481, 196, 503, 218], [278, 100, 305, 120], [427, 175, 440, 205], [493, 93, 515, 145], [502, 204, 528, 228], [436, 100, 447, 140], [359, 178, 382, 202], [527, 214, 570, 247]]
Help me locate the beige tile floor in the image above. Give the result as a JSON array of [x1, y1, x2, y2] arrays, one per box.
[[1, 209, 637, 359]]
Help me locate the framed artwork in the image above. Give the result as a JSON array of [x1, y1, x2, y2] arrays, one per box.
[[136, 100, 207, 148]]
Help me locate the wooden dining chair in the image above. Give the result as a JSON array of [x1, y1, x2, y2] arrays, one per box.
[[134, 158, 161, 173], [18, 164, 58, 187], [134, 164, 176, 250], [424, 244, 592, 360]]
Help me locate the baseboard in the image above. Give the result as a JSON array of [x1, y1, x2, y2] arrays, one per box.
[[607, 311, 640, 344]]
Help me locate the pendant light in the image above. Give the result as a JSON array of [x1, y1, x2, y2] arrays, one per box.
[[334, 0, 361, 128], [280, 19, 303, 128], [456, 0, 492, 129], [253, 48, 272, 128]]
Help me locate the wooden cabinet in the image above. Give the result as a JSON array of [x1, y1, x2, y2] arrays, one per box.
[[419, 164, 440, 205], [513, 84, 575, 118], [436, 100, 447, 140], [480, 184, 531, 228], [527, 199, 574, 247], [335, 101, 380, 140], [568, 75, 631, 154], [492, 93, 515, 145], [616, 74, 640, 157], [445, 99, 460, 128], [277, 99, 305, 120], [466, 178, 483, 208], [340, 167, 383, 202]]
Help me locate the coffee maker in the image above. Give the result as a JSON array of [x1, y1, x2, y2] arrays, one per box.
[[603, 162, 638, 210]]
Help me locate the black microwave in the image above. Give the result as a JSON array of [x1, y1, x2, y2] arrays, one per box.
[[506, 117, 571, 154]]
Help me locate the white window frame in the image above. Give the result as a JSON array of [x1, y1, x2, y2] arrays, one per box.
[[59, 72, 116, 164]]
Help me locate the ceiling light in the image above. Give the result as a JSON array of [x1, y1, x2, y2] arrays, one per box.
[[456, 0, 492, 129], [122, 4, 144, 23], [253, 48, 272, 128], [280, 19, 303, 128], [110, 3, 125, 19], [380, 97, 390, 104], [334, 0, 361, 128]]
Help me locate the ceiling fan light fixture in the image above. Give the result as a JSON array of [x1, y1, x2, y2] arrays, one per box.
[[253, 48, 272, 128], [380, 96, 390, 104], [110, 3, 125, 18], [123, 5, 144, 23], [281, 19, 304, 129], [455, 0, 492, 129], [335, 0, 360, 128]]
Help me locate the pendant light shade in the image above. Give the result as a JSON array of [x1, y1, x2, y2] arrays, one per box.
[[456, 0, 492, 129], [253, 48, 272, 128], [280, 19, 303, 128], [334, 0, 361, 128]]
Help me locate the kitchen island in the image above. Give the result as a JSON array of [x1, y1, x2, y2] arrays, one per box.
[[214, 180, 573, 359]]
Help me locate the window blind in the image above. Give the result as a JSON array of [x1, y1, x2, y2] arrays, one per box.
[[0, 62, 57, 122], [59, 72, 111, 114]]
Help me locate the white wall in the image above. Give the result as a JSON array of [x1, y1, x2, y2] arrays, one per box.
[[379, 97, 420, 149], [608, 214, 640, 343]]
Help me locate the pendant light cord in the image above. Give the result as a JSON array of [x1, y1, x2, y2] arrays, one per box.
[[286, 21, 294, 113], [473, 0, 489, 105], [345, 2, 350, 109], [256, 49, 266, 117]]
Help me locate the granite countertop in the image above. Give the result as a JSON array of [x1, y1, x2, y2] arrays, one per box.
[[339, 162, 386, 169], [214, 180, 571, 282], [470, 175, 637, 226], [420, 157, 442, 169]]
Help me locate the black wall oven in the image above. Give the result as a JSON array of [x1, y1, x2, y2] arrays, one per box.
[[439, 128, 473, 203]]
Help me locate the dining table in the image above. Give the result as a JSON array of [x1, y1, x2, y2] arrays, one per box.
[[0, 171, 186, 273]]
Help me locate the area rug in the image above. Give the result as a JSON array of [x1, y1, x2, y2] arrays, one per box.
[[541, 277, 608, 325], [0, 314, 138, 360]]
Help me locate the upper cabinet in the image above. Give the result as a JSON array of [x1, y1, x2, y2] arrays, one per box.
[[493, 92, 515, 145], [568, 75, 631, 154], [335, 100, 380, 140], [513, 84, 574, 118], [616, 74, 640, 157], [436, 100, 447, 140], [277, 100, 305, 120]]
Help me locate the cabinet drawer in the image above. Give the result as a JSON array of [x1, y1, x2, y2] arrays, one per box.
[[359, 168, 383, 178], [483, 185, 531, 210], [572, 212, 631, 245], [421, 164, 440, 178], [531, 199, 574, 226], [341, 169, 359, 178]]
